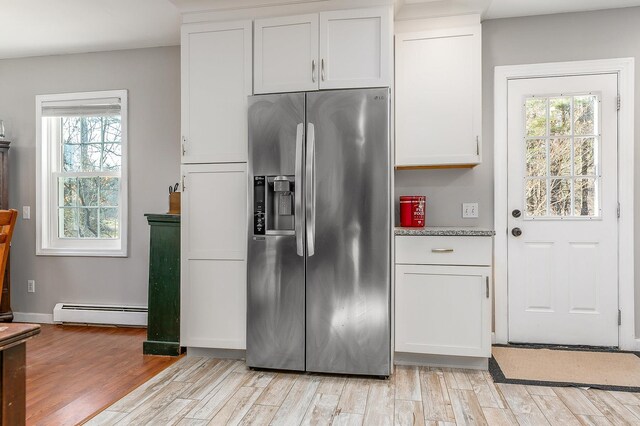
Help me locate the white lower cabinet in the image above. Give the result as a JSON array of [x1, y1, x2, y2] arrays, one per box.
[[181, 163, 247, 350], [395, 236, 492, 358]]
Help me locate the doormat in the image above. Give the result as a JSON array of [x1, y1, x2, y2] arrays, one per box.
[[490, 345, 640, 392]]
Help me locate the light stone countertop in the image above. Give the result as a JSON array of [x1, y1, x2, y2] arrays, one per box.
[[395, 227, 496, 237]]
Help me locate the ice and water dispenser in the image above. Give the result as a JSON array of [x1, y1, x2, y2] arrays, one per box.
[[253, 175, 296, 235]]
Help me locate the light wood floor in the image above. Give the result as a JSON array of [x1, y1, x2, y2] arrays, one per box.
[[25, 324, 180, 425], [87, 357, 640, 425]]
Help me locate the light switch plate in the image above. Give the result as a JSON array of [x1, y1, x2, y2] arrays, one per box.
[[462, 203, 479, 218], [23, 206, 30, 220], [27, 280, 35, 293]]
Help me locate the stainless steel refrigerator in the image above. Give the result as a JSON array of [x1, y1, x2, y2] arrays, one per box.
[[247, 88, 390, 376]]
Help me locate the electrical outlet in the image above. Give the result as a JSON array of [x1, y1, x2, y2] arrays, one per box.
[[462, 203, 479, 218], [27, 280, 35, 293], [23, 206, 30, 220]]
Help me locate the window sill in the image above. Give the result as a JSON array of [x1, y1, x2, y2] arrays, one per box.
[[36, 247, 127, 257]]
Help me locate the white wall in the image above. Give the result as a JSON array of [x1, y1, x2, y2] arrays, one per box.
[[0, 46, 180, 316]]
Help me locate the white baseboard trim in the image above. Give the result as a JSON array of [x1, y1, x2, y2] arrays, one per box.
[[187, 347, 246, 360], [13, 312, 54, 324], [394, 352, 489, 370]]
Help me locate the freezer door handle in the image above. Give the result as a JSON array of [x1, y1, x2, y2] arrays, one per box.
[[306, 122, 316, 257], [295, 123, 304, 256]]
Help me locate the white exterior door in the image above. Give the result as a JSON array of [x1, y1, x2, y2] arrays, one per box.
[[254, 14, 319, 94], [507, 73, 619, 346]]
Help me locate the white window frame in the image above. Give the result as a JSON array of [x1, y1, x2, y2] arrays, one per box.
[[36, 90, 128, 257], [522, 92, 603, 220]]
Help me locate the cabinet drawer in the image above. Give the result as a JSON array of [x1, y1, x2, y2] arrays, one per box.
[[395, 236, 491, 266]]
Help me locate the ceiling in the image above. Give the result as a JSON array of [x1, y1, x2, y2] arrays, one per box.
[[0, 0, 181, 60], [1, 0, 639, 60], [483, 0, 640, 19]]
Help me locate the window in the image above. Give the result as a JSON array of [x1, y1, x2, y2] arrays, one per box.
[[523, 93, 600, 219], [36, 90, 128, 256]]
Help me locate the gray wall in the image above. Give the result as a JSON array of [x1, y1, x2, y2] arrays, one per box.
[[396, 7, 640, 331], [483, 7, 640, 334], [0, 46, 180, 316]]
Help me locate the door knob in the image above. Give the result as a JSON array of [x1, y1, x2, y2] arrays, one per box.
[[512, 227, 522, 237], [512, 209, 521, 218]]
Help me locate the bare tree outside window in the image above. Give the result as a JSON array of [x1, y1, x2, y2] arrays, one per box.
[[59, 116, 121, 238], [524, 94, 599, 218]]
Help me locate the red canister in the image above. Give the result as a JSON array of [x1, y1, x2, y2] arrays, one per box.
[[400, 196, 426, 227]]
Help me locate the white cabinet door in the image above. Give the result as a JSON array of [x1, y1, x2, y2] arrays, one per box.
[[181, 164, 247, 349], [319, 7, 391, 89], [181, 21, 252, 164], [395, 26, 481, 167], [395, 264, 491, 357], [254, 14, 319, 94]]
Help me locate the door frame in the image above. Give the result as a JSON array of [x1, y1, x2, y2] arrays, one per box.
[[494, 58, 636, 349]]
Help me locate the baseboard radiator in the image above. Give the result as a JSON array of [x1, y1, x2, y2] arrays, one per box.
[[53, 303, 148, 327]]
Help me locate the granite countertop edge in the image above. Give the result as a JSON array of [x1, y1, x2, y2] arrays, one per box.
[[395, 227, 496, 237]]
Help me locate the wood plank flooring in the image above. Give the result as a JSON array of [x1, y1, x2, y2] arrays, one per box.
[[88, 360, 640, 425], [25, 324, 180, 426]]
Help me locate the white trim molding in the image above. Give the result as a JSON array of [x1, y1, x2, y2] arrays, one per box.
[[35, 89, 129, 257], [493, 58, 636, 350], [13, 312, 54, 324]]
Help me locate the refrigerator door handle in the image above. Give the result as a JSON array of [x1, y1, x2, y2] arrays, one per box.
[[306, 122, 316, 257], [295, 123, 304, 256]]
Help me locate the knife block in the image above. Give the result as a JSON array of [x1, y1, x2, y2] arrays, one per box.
[[168, 192, 181, 214]]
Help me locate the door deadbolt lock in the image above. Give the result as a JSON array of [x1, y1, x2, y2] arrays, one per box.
[[512, 209, 521, 218], [511, 227, 522, 237]]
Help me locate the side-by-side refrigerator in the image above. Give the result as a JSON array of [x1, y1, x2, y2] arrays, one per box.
[[247, 88, 391, 376]]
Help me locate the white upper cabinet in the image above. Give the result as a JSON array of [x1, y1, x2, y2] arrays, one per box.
[[181, 20, 252, 164], [318, 8, 391, 89], [254, 7, 391, 94], [395, 25, 481, 168], [254, 14, 319, 94]]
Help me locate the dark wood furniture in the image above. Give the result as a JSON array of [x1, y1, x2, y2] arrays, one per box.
[[143, 214, 181, 355], [0, 142, 10, 323], [0, 211, 17, 311], [0, 323, 40, 425]]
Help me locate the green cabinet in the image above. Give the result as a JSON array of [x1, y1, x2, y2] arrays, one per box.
[[144, 214, 181, 355]]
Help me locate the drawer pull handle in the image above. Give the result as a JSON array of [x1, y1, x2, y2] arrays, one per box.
[[431, 248, 454, 253]]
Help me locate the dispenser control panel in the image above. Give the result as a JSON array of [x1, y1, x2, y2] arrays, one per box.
[[253, 176, 265, 235]]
